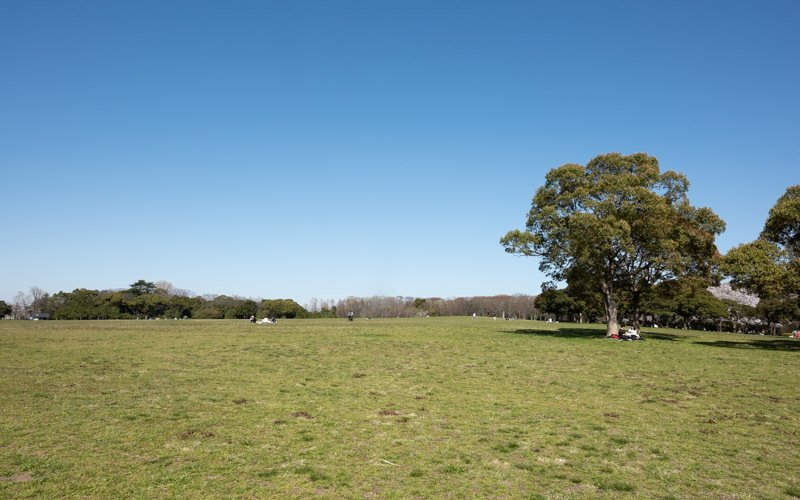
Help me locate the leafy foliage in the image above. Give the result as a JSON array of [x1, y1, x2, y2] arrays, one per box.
[[128, 280, 158, 296], [259, 299, 307, 319], [502, 153, 724, 335], [721, 239, 788, 298], [643, 278, 729, 329], [721, 185, 800, 332], [534, 289, 581, 322], [762, 185, 800, 256], [0, 300, 13, 317]]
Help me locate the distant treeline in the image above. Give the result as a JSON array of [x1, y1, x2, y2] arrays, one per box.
[[334, 295, 539, 320], [2, 281, 319, 320], [2, 280, 539, 321], [3, 279, 791, 333]]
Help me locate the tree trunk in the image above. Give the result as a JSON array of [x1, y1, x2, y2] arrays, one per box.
[[600, 280, 619, 337]]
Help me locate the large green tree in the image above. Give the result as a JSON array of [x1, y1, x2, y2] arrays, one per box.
[[0, 300, 12, 318], [720, 238, 787, 298], [259, 299, 308, 319], [52, 289, 101, 320], [128, 280, 158, 296], [721, 185, 800, 332], [643, 277, 729, 330], [762, 185, 800, 255], [129, 294, 170, 318], [534, 288, 581, 322], [763, 185, 800, 300], [502, 153, 725, 336], [168, 295, 203, 318]]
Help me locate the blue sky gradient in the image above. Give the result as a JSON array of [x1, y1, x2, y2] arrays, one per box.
[[2, 0, 798, 307]]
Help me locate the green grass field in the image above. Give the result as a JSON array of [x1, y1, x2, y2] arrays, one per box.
[[1, 318, 799, 498]]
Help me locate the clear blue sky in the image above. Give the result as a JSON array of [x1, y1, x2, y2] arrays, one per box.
[[2, 0, 798, 308]]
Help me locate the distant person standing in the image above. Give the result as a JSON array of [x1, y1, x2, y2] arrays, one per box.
[[348, 311, 354, 322], [473, 313, 476, 320]]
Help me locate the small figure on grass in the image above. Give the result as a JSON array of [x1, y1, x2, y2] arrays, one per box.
[[611, 326, 645, 341]]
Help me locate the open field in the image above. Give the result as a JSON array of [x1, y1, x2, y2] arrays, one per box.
[[1, 318, 799, 499]]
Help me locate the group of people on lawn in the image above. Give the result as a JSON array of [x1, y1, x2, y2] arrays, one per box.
[[250, 315, 276, 324], [612, 326, 643, 341]]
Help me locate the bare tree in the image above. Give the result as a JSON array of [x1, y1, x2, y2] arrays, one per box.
[[13, 291, 30, 319], [155, 281, 176, 296], [29, 286, 47, 315]]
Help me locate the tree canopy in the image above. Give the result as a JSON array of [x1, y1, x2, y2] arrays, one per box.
[[721, 185, 800, 331], [762, 185, 800, 255], [720, 239, 788, 298], [0, 300, 12, 318], [502, 152, 725, 336], [643, 277, 729, 330], [128, 280, 158, 296]]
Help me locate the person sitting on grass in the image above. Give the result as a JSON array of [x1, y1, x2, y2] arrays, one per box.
[[614, 326, 642, 341]]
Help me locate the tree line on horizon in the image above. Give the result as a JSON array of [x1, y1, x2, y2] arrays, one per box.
[[0, 280, 542, 322], [0, 278, 790, 333], [1, 280, 331, 321], [0, 280, 294, 321]]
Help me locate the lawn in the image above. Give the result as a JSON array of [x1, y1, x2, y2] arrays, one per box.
[[1, 318, 799, 498]]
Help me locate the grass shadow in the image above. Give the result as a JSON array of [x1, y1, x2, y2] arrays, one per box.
[[641, 332, 682, 342], [694, 338, 800, 352], [508, 328, 604, 339], [510, 328, 684, 342]]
